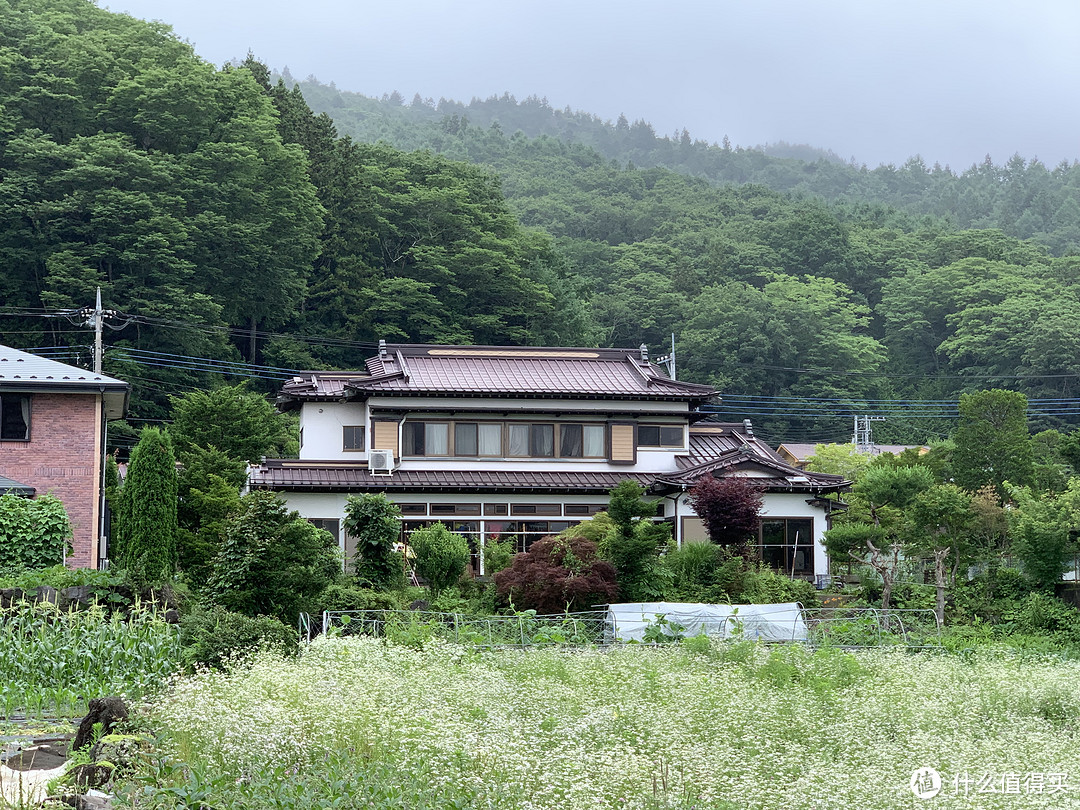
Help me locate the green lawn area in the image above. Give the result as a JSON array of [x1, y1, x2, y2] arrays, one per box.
[[136, 639, 1080, 809]]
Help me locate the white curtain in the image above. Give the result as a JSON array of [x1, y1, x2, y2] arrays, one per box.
[[19, 396, 30, 439], [478, 424, 502, 455], [427, 423, 449, 454], [508, 424, 529, 456], [583, 425, 605, 457]]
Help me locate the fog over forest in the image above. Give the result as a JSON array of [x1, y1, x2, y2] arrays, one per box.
[[110, 0, 1080, 171]]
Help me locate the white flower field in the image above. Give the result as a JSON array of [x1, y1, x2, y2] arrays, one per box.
[[139, 638, 1080, 810]]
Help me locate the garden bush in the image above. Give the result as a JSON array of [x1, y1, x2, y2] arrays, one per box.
[[344, 494, 405, 590], [1004, 591, 1080, 643], [495, 535, 618, 613], [0, 493, 72, 572], [409, 523, 470, 598], [178, 603, 297, 670], [482, 535, 515, 576], [739, 566, 820, 607], [208, 491, 341, 623], [316, 584, 404, 613]]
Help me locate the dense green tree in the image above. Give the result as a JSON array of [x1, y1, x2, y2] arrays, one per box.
[[343, 494, 404, 590], [828, 464, 934, 611], [597, 482, 670, 602], [408, 523, 469, 598], [1006, 481, 1080, 591], [906, 484, 975, 626], [952, 390, 1034, 496], [116, 427, 178, 584], [169, 384, 297, 464], [803, 444, 874, 481], [208, 491, 340, 622]]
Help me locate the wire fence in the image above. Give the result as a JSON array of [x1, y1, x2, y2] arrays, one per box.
[[802, 607, 942, 648], [321, 609, 609, 647], [309, 606, 942, 650]]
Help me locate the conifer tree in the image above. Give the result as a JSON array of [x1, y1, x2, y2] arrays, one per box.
[[119, 427, 178, 584]]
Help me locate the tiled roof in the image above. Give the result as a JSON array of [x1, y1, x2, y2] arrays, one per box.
[[0, 346, 128, 388], [249, 462, 656, 493], [0, 345, 129, 418], [680, 424, 787, 469], [658, 448, 848, 491], [280, 344, 717, 401], [280, 372, 370, 402]]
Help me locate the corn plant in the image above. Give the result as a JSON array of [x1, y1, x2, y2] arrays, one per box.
[[0, 599, 182, 720]]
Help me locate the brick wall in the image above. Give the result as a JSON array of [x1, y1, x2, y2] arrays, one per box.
[[0, 393, 100, 568]]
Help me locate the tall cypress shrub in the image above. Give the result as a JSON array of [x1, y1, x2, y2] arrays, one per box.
[[120, 427, 178, 584]]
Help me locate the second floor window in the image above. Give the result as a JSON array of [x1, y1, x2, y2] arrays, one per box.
[[403, 422, 450, 456], [0, 394, 30, 441], [402, 419, 607, 459], [638, 425, 684, 447], [342, 426, 365, 451]]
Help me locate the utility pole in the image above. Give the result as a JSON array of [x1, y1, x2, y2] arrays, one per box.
[[92, 287, 103, 374], [77, 288, 124, 374]]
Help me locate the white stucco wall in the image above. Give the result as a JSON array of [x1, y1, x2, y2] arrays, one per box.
[[299, 401, 369, 460]]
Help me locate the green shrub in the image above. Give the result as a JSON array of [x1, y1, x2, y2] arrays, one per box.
[[0, 493, 72, 572], [1004, 591, 1080, 642], [663, 542, 742, 602], [739, 566, 819, 607], [482, 536, 515, 577], [179, 604, 297, 670], [429, 585, 470, 613], [0, 563, 119, 591], [317, 584, 404, 613], [208, 491, 341, 623], [409, 524, 470, 598], [344, 494, 405, 590]]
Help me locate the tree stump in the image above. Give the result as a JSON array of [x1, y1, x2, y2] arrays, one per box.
[[73, 698, 128, 752]]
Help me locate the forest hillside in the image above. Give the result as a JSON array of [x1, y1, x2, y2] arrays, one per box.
[[3, 1, 1080, 445]]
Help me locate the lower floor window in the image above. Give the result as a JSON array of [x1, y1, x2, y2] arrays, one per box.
[[400, 518, 581, 576], [759, 518, 814, 577]]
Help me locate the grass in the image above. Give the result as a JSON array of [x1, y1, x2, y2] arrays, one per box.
[[127, 638, 1080, 809]]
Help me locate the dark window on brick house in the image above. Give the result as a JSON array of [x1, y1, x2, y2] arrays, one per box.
[[0, 394, 30, 441]]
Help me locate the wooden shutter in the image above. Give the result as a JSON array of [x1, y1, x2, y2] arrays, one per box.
[[372, 419, 400, 458], [608, 423, 636, 464]]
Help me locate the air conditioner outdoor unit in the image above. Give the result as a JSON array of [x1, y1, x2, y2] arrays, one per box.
[[369, 449, 395, 476]]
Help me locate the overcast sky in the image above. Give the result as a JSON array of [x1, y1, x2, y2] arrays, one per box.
[[108, 0, 1080, 170]]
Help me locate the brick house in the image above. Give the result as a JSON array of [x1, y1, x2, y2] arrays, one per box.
[[0, 345, 129, 568], [249, 342, 849, 583]]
